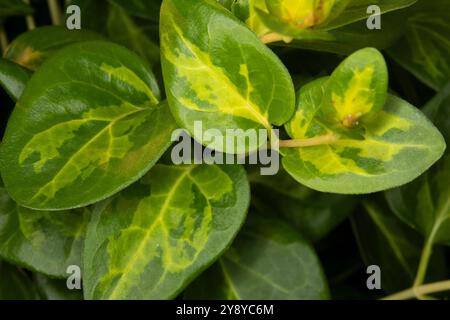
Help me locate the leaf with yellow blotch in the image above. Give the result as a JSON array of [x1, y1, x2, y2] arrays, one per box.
[[83, 164, 249, 300], [0, 41, 176, 210], [282, 48, 445, 194], [160, 0, 295, 154]]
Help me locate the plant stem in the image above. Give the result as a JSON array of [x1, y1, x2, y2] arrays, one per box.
[[47, 0, 63, 25], [279, 134, 339, 148], [0, 25, 8, 55], [382, 280, 450, 300], [23, 0, 36, 30], [260, 32, 286, 44]]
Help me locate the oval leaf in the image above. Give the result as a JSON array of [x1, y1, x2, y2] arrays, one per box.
[[160, 0, 295, 154], [186, 215, 329, 299], [4, 26, 104, 71], [283, 77, 445, 194], [0, 58, 32, 101], [321, 48, 388, 127], [83, 163, 249, 300], [0, 41, 176, 210]]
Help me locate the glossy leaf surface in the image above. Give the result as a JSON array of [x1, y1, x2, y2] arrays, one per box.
[[83, 164, 249, 300], [0, 41, 176, 210], [161, 0, 295, 153]]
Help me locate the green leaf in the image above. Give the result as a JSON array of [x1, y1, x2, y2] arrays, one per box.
[[106, 2, 160, 68], [325, 0, 417, 29], [4, 26, 104, 71], [386, 84, 450, 245], [83, 163, 249, 300], [0, 58, 32, 101], [387, 0, 450, 91], [109, 0, 162, 22], [249, 167, 356, 242], [282, 49, 445, 194], [34, 273, 83, 300], [351, 199, 446, 292], [0, 0, 33, 18], [282, 9, 409, 55], [0, 181, 89, 278], [160, 0, 295, 154], [0, 261, 39, 299], [185, 215, 329, 299], [69, 0, 110, 34], [0, 41, 176, 210]]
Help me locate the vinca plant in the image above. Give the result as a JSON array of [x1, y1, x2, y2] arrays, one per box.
[[0, 0, 449, 301]]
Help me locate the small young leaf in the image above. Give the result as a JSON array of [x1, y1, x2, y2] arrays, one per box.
[[321, 47, 388, 126], [0, 181, 89, 278], [0, 41, 176, 210], [186, 215, 329, 300], [4, 26, 104, 71], [282, 49, 445, 194], [160, 0, 295, 153], [0, 58, 32, 101], [387, 0, 450, 91], [83, 164, 249, 300], [386, 84, 450, 245]]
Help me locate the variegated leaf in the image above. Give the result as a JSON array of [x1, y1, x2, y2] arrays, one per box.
[[282, 49, 445, 194], [320, 48, 388, 128], [83, 164, 249, 300], [0, 41, 176, 210], [4, 26, 104, 71], [160, 0, 295, 154], [0, 181, 89, 278]]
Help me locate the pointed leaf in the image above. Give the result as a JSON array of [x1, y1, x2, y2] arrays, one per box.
[[160, 0, 295, 154], [186, 215, 329, 299], [0, 41, 176, 210], [83, 164, 249, 300], [0, 58, 32, 101]]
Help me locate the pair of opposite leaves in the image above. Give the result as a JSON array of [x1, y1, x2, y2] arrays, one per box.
[[0, 0, 445, 210], [0, 0, 443, 300]]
